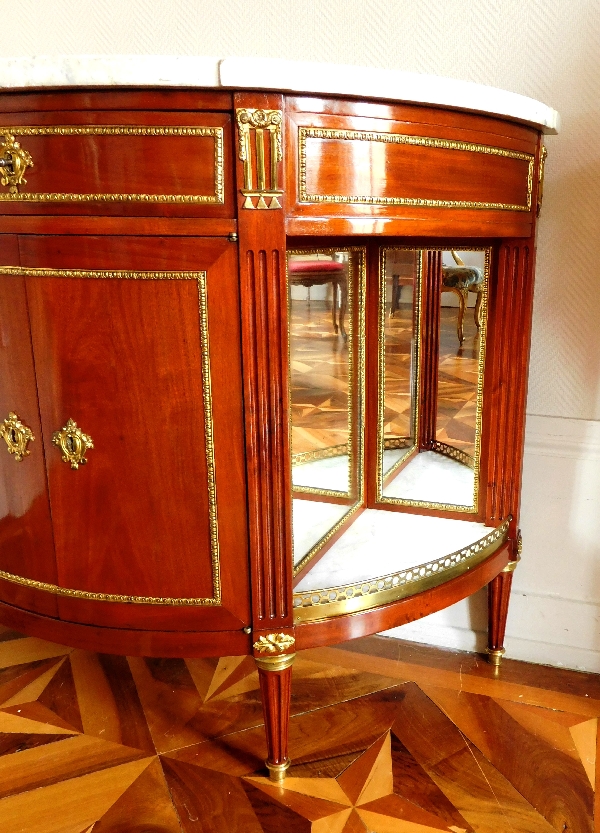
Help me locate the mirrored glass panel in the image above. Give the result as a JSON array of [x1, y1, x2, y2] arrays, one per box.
[[380, 248, 488, 512], [379, 248, 421, 482], [287, 247, 365, 573]]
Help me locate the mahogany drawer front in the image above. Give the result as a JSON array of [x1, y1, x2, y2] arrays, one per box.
[[0, 111, 234, 217], [285, 108, 539, 228]]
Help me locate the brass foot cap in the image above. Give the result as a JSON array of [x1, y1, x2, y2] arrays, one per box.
[[486, 647, 506, 667], [266, 759, 291, 782]]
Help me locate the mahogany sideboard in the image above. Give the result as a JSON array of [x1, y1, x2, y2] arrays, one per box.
[[0, 57, 558, 781]]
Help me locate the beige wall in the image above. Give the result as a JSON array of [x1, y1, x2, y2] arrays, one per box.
[[3, 0, 598, 419]]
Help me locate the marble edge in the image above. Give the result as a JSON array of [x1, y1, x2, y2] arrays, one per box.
[[292, 520, 510, 622], [0, 55, 559, 134], [220, 58, 560, 134], [294, 509, 496, 594], [0, 54, 222, 91]]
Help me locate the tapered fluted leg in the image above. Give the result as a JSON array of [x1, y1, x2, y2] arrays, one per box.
[[256, 653, 295, 781], [487, 556, 519, 667]]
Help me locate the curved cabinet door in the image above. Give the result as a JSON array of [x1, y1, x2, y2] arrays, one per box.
[[0, 237, 58, 616], [18, 235, 249, 632]]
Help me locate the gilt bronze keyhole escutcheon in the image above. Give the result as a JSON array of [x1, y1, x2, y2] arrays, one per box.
[[0, 133, 33, 193], [53, 419, 94, 469], [0, 412, 34, 461]]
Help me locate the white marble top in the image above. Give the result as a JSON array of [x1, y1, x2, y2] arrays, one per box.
[[0, 56, 559, 134], [294, 508, 494, 592]]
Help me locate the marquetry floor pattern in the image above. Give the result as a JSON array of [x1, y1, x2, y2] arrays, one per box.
[[290, 299, 479, 458], [0, 628, 596, 832]]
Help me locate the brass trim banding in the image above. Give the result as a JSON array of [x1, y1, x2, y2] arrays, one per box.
[[299, 127, 534, 211], [293, 485, 354, 499], [0, 126, 224, 203], [0, 266, 221, 606], [255, 655, 296, 672], [537, 145, 548, 216], [293, 519, 510, 621], [291, 442, 349, 466], [383, 437, 412, 451], [431, 440, 474, 470]]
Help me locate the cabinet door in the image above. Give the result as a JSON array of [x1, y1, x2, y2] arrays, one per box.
[[19, 235, 249, 631], [0, 236, 58, 616]]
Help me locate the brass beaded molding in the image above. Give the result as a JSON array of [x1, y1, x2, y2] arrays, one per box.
[[0, 126, 224, 203], [293, 519, 510, 621], [0, 266, 221, 606], [298, 127, 534, 211], [292, 442, 354, 498], [291, 442, 349, 466], [255, 655, 296, 673], [431, 440, 475, 470]]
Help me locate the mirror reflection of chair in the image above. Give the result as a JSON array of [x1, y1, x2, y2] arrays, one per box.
[[388, 248, 418, 317], [288, 256, 348, 338], [441, 250, 484, 344]]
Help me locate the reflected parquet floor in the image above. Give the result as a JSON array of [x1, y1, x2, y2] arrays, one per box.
[[436, 305, 480, 457], [0, 628, 596, 832], [290, 298, 480, 459], [290, 298, 350, 457]]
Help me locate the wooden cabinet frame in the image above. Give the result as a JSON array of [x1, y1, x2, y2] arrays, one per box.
[[0, 86, 547, 781]]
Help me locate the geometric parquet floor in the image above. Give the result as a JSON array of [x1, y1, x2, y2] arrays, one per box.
[[0, 627, 596, 832]]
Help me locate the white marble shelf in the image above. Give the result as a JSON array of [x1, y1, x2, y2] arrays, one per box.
[[292, 455, 350, 493], [383, 450, 475, 507], [292, 509, 507, 621], [292, 498, 351, 566], [294, 508, 495, 592], [0, 56, 559, 134]]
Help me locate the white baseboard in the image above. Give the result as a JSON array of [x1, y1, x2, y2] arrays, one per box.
[[381, 414, 600, 673], [383, 590, 600, 672]]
